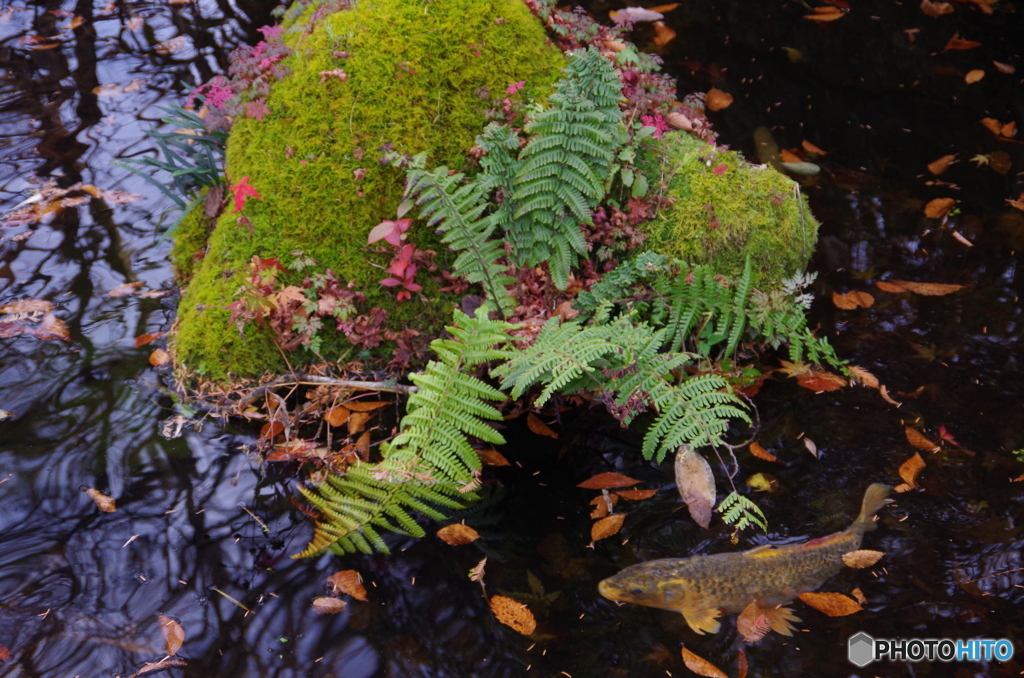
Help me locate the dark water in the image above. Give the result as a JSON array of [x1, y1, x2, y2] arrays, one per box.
[[1, 1, 1023, 676]]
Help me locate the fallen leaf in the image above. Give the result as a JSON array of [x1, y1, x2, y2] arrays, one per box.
[[681, 647, 728, 678], [86, 487, 116, 513], [0, 645, 10, 661], [347, 411, 371, 435], [675, 445, 715, 529], [469, 557, 487, 582], [927, 154, 957, 175], [876, 280, 907, 293], [952, 230, 974, 247], [851, 587, 867, 605], [843, 549, 886, 568], [798, 591, 863, 616], [920, 0, 954, 16], [879, 385, 902, 406], [964, 69, 985, 84], [0, 298, 54, 314], [749, 441, 779, 462], [1012, 473, 1024, 483], [527, 412, 558, 439], [157, 615, 184, 655], [125, 658, 187, 678], [666, 111, 693, 131], [847, 365, 880, 389], [804, 6, 845, 21], [992, 60, 1015, 74], [577, 472, 640, 489], [614, 488, 658, 500], [746, 472, 779, 493], [905, 427, 939, 451], [312, 597, 347, 614], [894, 482, 913, 493], [1008, 196, 1024, 212], [652, 21, 676, 46], [924, 197, 956, 218], [705, 87, 733, 111], [737, 601, 772, 643], [781, 149, 803, 164], [648, 2, 681, 11], [803, 437, 818, 458], [801, 140, 827, 155], [490, 595, 536, 635], [1001, 121, 1016, 137], [797, 370, 847, 392], [343, 400, 389, 412], [737, 648, 748, 678], [134, 331, 165, 347], [980, 117, 1004, 135], [591, 513, 625, 541], [260, 421, 284, 439], [476, 447, 510, 466], [437, 523, 480, 545], [899, 452, 926, 488], [325, 406, 349, 427], [832, 290, 874, 309], [109, 281, 145, 297], [609, 7, 664, 23], [890, 280, 965, 296], [327, 570, 368, 601], [944, 35, 982, 51], [149, 348, 170, 367]]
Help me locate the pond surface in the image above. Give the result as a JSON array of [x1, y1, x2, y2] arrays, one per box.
[[1, 1, 1023, 677]]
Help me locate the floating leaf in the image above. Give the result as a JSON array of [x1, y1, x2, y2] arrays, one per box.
[[876, 280, 907, 293], [924, 197, 956, 218], [312, 597, 347, 614], [803, 437, 818, 458], [259, 421, 284, 440], [781, 149, 803, 164], [899, 452, 926, 488], [527, 412, 558, 439], [737, 648, 748, 678], [964, 69, 985, 84], [832, 290, 874, 309], [798, 592, 863, 616], [804, 6, 845, 21], [489, 595, 536, 635], [980, 117, 1004, 135], [476, 447, 510, 466], [847, 365, 880, 389], [86, 487, 116, 513], [675, 445, 715, 529], [134, 331, 165, 347], [157, 615, 184, 655], [851, 587, 867, 605], [0, 298, 54, 314], [681, 647, 728, 678], [437, 523, 480, 545], [843, 549, 886, 568], [920, 0, 954, 17], [927, 154, 957, 175], [737, 601, 772, 643], [609, 7, 664, 22], [705, 87, 733, 111], [327, 570, 368, 601], [890, 280, 965, 296], [591, 513, 625, 541], [944, 35, 982, 51], [905, 427, 939, 451], [149, 348, 170, 367], [801, 140, 827, 155], [749, 441, 779, 463], [614, 488, 658, 500], [109, 281, 145, 297], [324, 406, 349, 427], [578, 472, 640, 490], [652, 21, 676, 46], [798, 371, 846, 392]]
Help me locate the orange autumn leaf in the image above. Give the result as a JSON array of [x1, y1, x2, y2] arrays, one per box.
[[647, 2, 681, 11], [311, 597, 347, 614], [652, 21, 676, 46], [944, 35, 982, 51], [899, 452, 926, 488], [842, 549, 886, 568], [905, 427, 939, 451], [577, 472, 641, 490], [86, 487, 116, 513], [149, 348, 170, 367], [134, 331, 165, 347], [832, 290, 874, 310], [890, 280, 965, 296], [157, 615, 185, 656], [614, 488, 658, 500], [920, 0, 954, 17], [924, 197, 956, 218], [590, 493, 618, 519], [805, 6, 845, 21], [927, 154, 957, 175], [0, 298, 54, 314], [851, 587, 867, 605], [1007, 196, 1024, 212], [325, 406, 350, 427], [476, 447, 510, 466], [347, 411, 371, 435], [737, 648, 748, 678], [343, 400, 389, 412], [0, 645, 9, 661], [706, 87, 733, 111], [801, 139, 827, 155], [798, 371, 847, 392], [1012, 473, 1024, 483], [681, 647, 729, 678], [327, 569, 368, 601], [109, 281, 145, 297], [980, 117, 1004, 135], [798, 591, 863, 616], [780, 149, 803, 163], [260, 420, 284, 440], [876, 280, 907, 293], [964, 69, 985, 84], [1001, 121, 1017, 138], [737, 601, 772, 643], [749, 441, 779, 463], [490, 595, 536, 635], [992, 60, 1015, 74], [437, 523, 480, 546], [591, 513, 625, 541], [847, 365, 880, 389], [527, 412, 558, 439]]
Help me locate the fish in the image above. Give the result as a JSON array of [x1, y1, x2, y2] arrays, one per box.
[[598, 483, 892, 636]]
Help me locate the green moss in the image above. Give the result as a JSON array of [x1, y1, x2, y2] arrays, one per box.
[[170, 195, 214, 281], [638, 132, 819, 289], [172, 0, 566, 381]]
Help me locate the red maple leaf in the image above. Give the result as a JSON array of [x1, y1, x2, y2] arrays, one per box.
[[229, 176, 261, 213], [367, 218, 412, 247]]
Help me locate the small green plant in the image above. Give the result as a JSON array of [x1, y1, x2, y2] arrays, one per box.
[[718, 491, 768, 535]]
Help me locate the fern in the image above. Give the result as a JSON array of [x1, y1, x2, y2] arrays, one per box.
[[294, 310, 515, 556], [718, 491, 768, 533], [403, 159, 517, 317]]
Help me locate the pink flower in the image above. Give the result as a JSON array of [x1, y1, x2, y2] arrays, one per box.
[[506, 80, 525, 95], [245, 98, 270, 121]]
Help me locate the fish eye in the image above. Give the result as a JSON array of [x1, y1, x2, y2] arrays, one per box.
[[631, 587, 644, 595]]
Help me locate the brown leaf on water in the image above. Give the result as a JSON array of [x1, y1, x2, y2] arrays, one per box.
[[490, 595, 536, 635], [591, 513, 625, 541], [347, 411, 371, 435], [843, 549, 886, 568], [1001, 121, 1017, 138], [86, 487, 116, 513], [149, 348, 170, 367], [737, 601, 772, 643], [324, 406, 349, 427], [876, 280, 907, 293], [652, 21, 676, 46], [577, 472, 640, 490], [109, 281, 145, 297], [0, 645, 11, 661], [737, 648, 748, 678], [804, 6, 845, 21], [781, 149, 803, 164], [344, 400, 389, 412], [157, 615, 184, 655], [798, 591, 863, 616], [0, 298, 54, 314], [924, 197, 956, 218], [899, 452, 926, 488], [259, 421, 284, 440], [749, 441, 779, 463], [675, 445, 715, 529], [326, 570, 368, 601], [527, 412, 558, 439], [964, 69, 985, 84], [851, 587, 867, 605], [992, 60, 1016, 74], [312, 597, 347, 614], [905, 427, 939, 451], [890, 280, 965, 296], [798, 371, 847, 392], [832, 290, 874, 309], [801, 140, 827, 155], [437, 523, 480, 546], [0, 313, 70, 342], [927, 154, 957, 175], [980, 117, 1004, 135], [705, 87, 733, 111], [847, 365, 880, 389], [614, 488, 658, 500], [126, 658, 187, 678], [920, 0, 954, 16], [134, 331, 165, 347], [681, 647, 729, 678], [476, 447, 509, 466], [944, 35, 982, 51]]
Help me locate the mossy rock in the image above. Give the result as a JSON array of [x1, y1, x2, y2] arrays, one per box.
[[638, 132, 819, 289], [171, 0, 566, 380]]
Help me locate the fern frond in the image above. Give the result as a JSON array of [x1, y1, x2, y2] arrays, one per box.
[[718, 491, 768, 533]]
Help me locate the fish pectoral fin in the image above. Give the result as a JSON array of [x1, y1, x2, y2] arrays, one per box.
[[760, 604, 801, 637], [682, 608, 723, 635]]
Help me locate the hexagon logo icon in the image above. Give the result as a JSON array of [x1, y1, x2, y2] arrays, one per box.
[[848, 632, 875, 667]]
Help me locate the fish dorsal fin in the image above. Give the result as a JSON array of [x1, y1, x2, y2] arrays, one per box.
[[682, 608, 723, 635]]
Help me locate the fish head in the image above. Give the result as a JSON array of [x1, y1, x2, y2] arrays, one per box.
[[598, 560, 697, 612]]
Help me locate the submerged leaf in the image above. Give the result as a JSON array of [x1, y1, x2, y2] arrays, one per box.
[[899, 452, 926, 488], [157, 615, 184, 656], [924, 197, 956, 218], [749, 441, 779, 463], [312, 597, 347, 614], [527, 412, 558, 439], [737, 601, 772, 643], [578, 472, 640, 489], [591, 513, 625, 541], [675, 445, 715, 529], [327, 570, 368, 601], [437, 523, 480, 545], [86, 487, 116, 513], [843, 549, 886, 568], [798, 591, 863, 616], [490, 595, 536, 635], [681, 647, 728, 678]]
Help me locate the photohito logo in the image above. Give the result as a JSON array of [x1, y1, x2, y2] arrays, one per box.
[[848, 632, 1014, 667]]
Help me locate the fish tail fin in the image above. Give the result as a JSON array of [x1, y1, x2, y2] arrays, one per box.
[[855, 483, 892, 531]]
